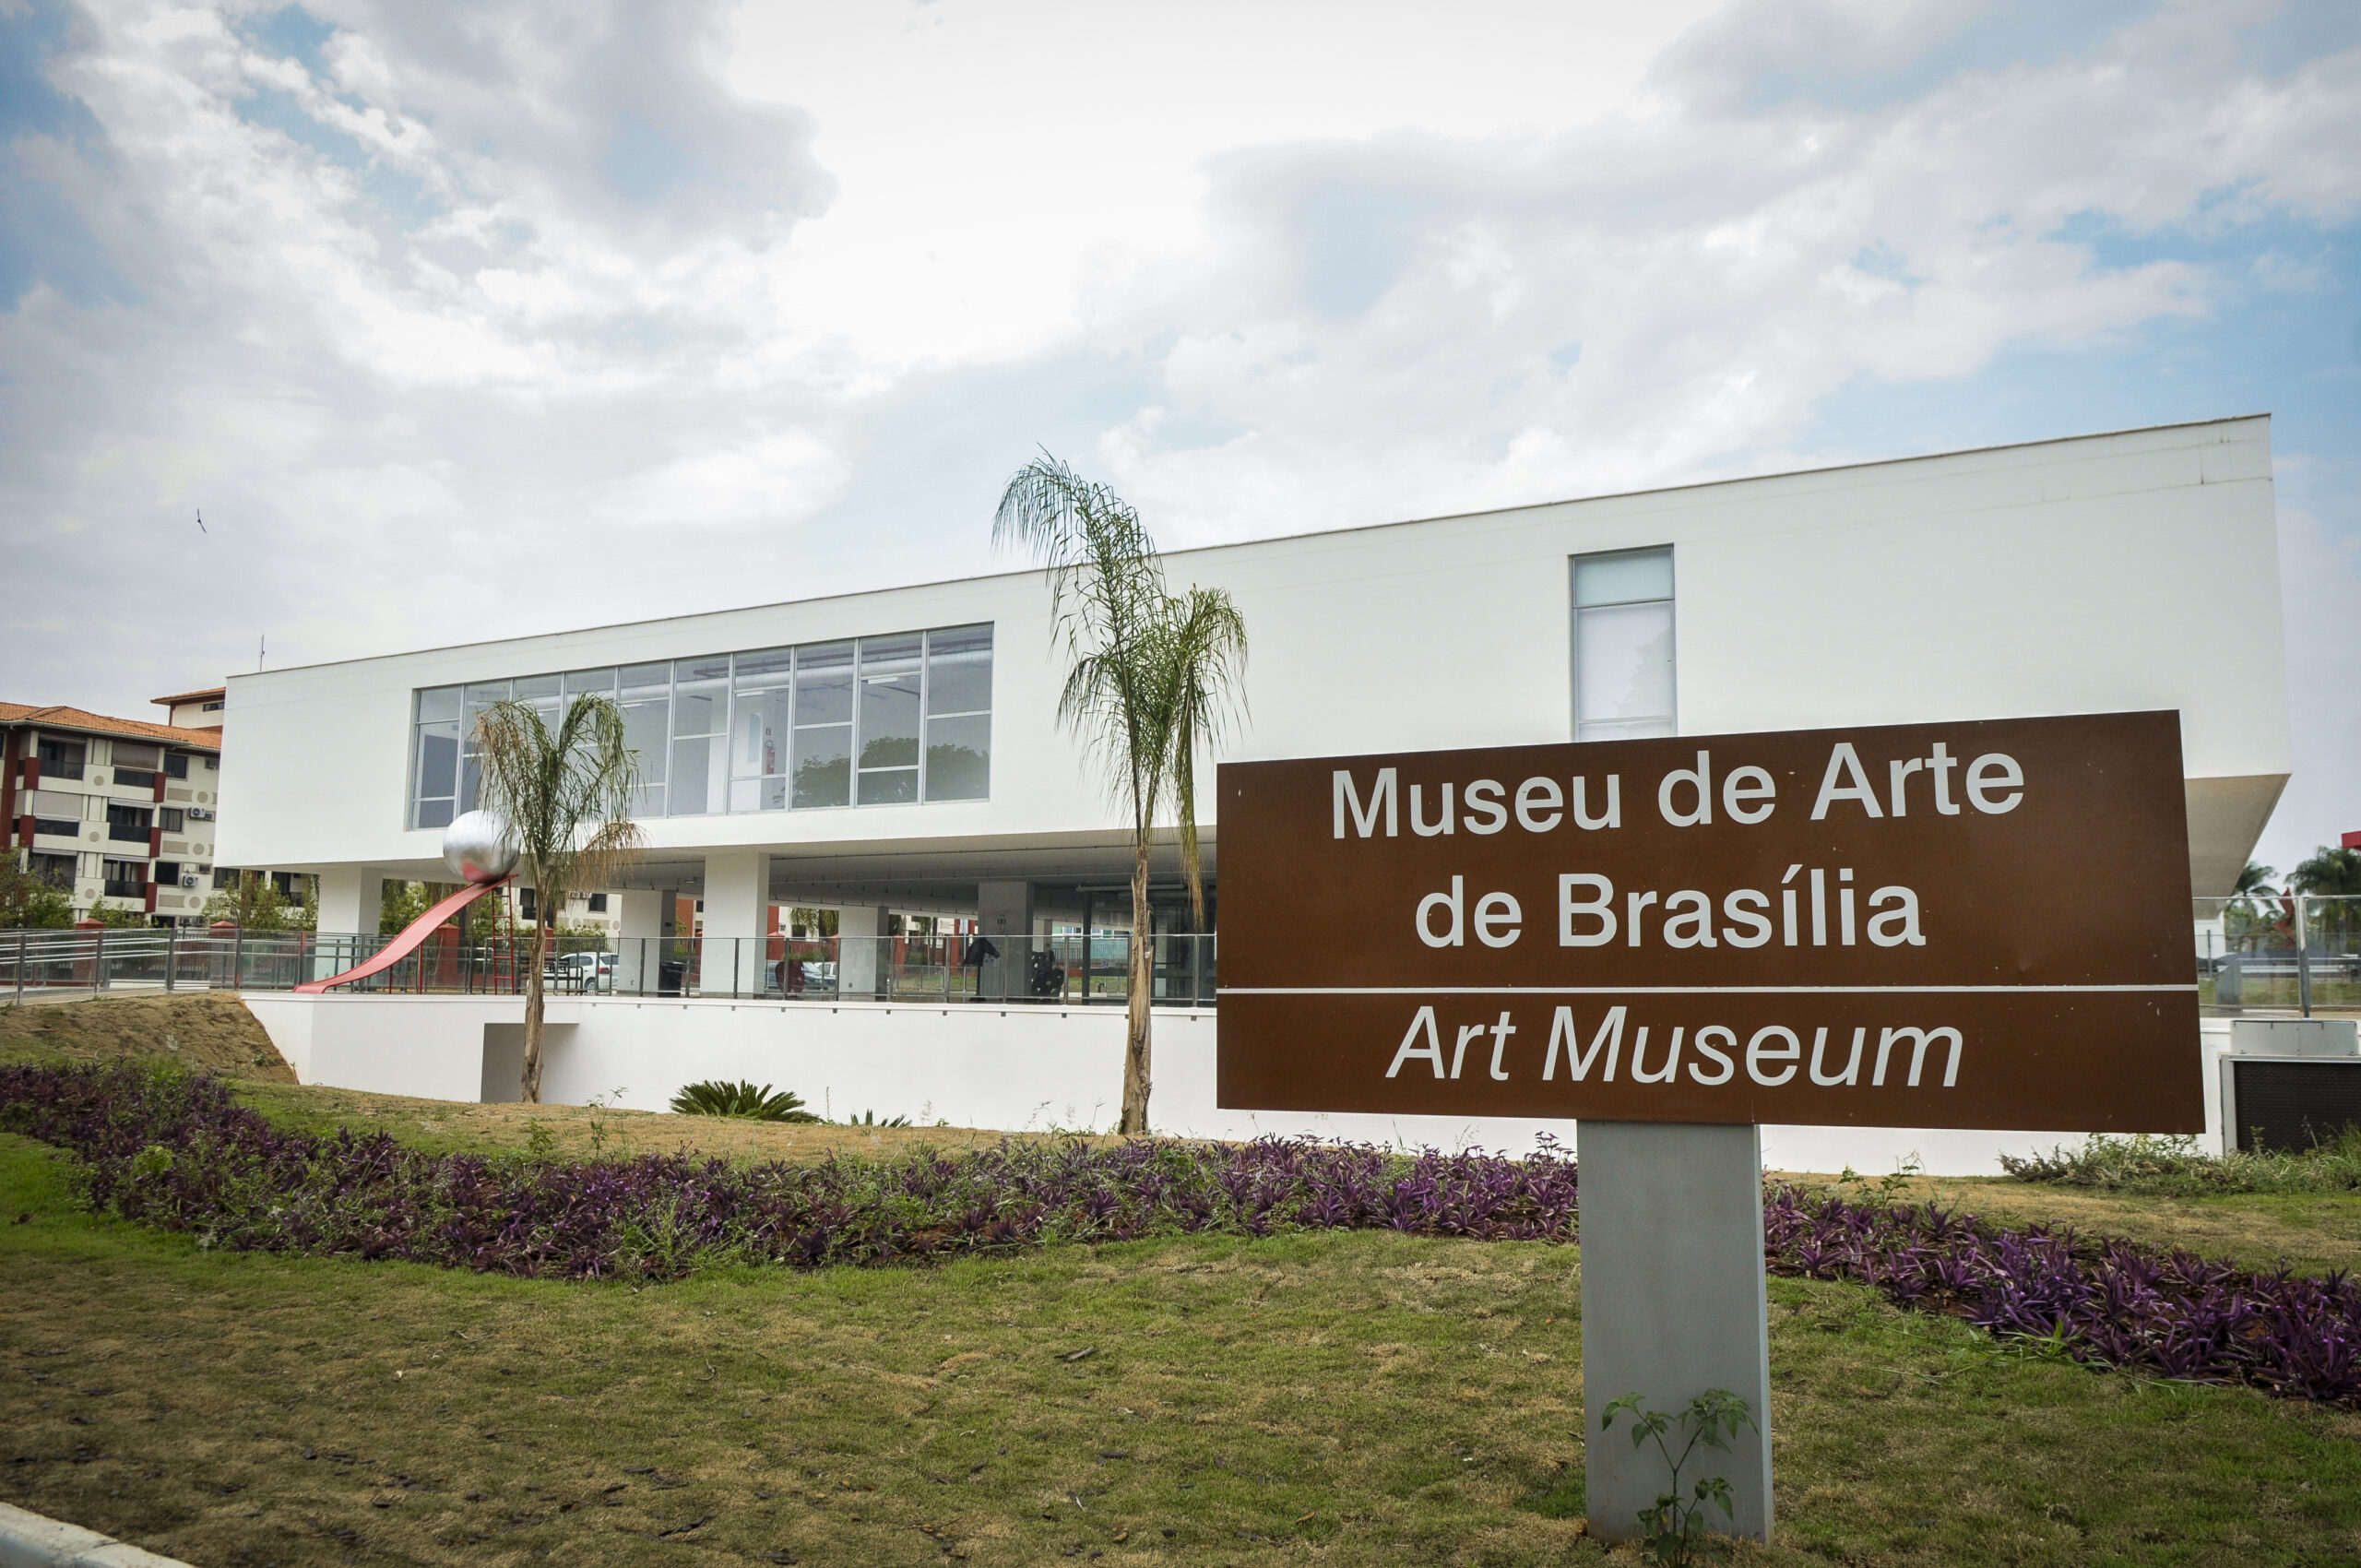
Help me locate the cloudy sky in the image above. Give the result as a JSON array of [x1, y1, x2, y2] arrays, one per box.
[[4, 0, 2356, 872]]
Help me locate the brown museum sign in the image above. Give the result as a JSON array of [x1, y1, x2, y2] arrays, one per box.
[[1215, 711, 2202, 1132]]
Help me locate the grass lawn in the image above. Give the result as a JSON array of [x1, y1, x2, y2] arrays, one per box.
[[5, 1000, 2361, 1563]]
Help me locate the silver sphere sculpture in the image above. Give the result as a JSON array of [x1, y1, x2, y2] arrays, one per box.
[[443, 811, 518, 885]]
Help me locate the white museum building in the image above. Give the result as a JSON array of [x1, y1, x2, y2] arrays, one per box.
[[217, 415, 2290, 1171]]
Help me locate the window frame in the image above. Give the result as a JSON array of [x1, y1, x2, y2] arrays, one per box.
[[1570, 546, 1678, 743]]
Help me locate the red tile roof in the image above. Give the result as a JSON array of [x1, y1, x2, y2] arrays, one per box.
[[0, 703, 224, 750]]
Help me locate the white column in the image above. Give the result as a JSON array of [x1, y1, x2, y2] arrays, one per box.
[[312, 866, 385, 980], [977, 880, 1033, 999], [837, 904, 885, 1000], [614, 889, 663, 994], [1577, 1122, 1772, 1545], [316, 866, 384, 935], [702, 850, 768, 998]]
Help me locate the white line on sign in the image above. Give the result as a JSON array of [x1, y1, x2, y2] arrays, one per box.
[[1217, 983, 2198, 995]]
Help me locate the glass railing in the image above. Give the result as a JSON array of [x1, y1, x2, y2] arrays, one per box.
[[2194, 894, 2361, 1016], [0, 927, 1219, 1007]]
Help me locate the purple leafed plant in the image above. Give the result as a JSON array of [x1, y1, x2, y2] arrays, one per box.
[[1762, 1186, 2361, 1407], [7, 1063, 2358, 1409], [0, 1063, 1578, 1279]]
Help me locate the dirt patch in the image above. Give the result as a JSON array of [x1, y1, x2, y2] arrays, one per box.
[[0, 992, 294, 1082]]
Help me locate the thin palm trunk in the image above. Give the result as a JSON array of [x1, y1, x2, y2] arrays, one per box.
[[521, 909, 549, 1103], [1123, 834, 1153, 1134]]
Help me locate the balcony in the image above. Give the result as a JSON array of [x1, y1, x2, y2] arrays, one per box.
[[101, 879, 147, 899], [113, 770, 158, 791], [107, 822, 150, 843]]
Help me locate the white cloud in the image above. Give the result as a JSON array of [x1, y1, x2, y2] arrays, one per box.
[[2, 0, 2357, 885]]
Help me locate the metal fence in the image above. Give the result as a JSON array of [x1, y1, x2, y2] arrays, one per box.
[[8, 895, 2355, 1016], [2195, 894, 2361, 1016], [0, 927, 1217, 1009]]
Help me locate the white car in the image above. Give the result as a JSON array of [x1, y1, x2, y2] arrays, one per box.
[[548, 950, 617, 989]]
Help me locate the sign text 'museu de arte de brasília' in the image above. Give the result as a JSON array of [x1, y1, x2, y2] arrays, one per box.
[[1215, 711, 2201, 1132]]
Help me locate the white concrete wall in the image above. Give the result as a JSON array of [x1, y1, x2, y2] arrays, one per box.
[[217, 418, 2289, 889], [240, 993, 2236, 1175]]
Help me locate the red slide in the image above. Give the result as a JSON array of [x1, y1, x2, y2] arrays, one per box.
[[294, 875, 514, 993]]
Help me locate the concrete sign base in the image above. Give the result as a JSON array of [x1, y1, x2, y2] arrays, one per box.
[[1577, 1121, 1773, 1544]]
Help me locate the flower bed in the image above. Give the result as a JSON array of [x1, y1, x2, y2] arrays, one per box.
[[7, 1062, 2359, 1408], [0, 1063, 1579, 1277], [1763, 1187, 2361, 1406]]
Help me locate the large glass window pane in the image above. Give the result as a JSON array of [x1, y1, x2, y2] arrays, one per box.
[[668, 656, 730, 815], [858, 766, 918, 805], [622, 696, 670, 813], [415, 798, 455, 830], [513, 673, 562, 731], [463, 682, 509, 736], [617, 663, 670, 816], [924, 713, 991, 801], [1574, 549, 1674, 607], [1575, 600, 1675, 740], [925, 624, 992, 715], [794, 640, 853, 726], [858, 634, 922, 775], [670, 735, 728, 814], [564, 668, 617, 698], [620, 661, 670, 692], [671, 658, 728, 740], [459, 681, 508, 813], [417, 686, 462, 723], [791, 726, 850, 808], [414, 721, 458, 800], [730, 647, 795, 814], [791, 641, 854, 808]]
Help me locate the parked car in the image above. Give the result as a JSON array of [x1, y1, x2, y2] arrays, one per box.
[[547, 950, 617, 991]]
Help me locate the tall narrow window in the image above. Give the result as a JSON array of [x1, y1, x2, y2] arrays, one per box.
[[1572, 547, 1675, 742], [923, 624, 991, 801], [729, 647, 795, 812], [619, 663, 670, 817], [791, 641, 854, 807], [459, 681, 510, 814], [669, 655, 731, 815], [410, 686, 462, 828], [855, 634, 923, 804]]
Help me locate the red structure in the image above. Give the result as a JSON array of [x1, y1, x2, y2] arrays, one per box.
[[294, 875, 513, 993]]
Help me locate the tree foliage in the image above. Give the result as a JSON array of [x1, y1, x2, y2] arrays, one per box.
[[0, 858, 74, 929], [994, 452, 1248, 1134], [472, 695, 643, 1103]]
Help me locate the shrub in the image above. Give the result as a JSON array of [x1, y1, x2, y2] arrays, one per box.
[[670, 1080, 822, 1122], [2000, 1130, 2361, 1194], [841, 1109, 910, 1127]]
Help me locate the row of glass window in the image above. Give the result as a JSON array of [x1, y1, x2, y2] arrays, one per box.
[[408, 624, 992, 830]]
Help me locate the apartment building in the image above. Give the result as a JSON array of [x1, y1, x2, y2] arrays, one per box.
[[2, 697, 229, 923]]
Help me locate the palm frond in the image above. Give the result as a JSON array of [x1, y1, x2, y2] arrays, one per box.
[[473, 694, 645, 912]]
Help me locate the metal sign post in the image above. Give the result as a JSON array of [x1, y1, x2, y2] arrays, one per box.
[[1214, 711, 2202, 1545]]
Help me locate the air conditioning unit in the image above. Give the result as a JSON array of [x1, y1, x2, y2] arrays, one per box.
[[180, 874, 200, 888], [186, 806, 214, 821]]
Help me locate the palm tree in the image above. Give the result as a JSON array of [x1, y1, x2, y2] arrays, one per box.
[[473, 695, 644, 1103], [2290, 846, 2361, 952], [995, 453, 1248, 1134]]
